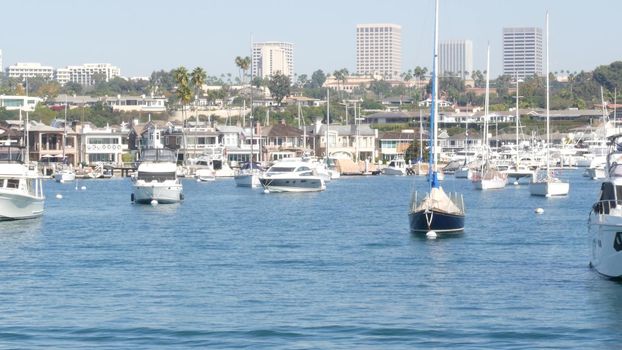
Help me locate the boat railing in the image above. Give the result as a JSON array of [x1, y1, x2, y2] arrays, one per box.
[[591, 200, 622, 215], [410, 191, 465, 214]]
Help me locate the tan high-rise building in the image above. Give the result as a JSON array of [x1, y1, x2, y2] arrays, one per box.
[[503, 27, 543, 79], [252, 42, 294, 80], [356, 23, 402, 79], [439, 40, 473, 79]]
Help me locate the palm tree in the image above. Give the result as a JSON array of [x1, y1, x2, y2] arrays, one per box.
[[235, 56, 251, 85], [191, 67, 207, 129], [173, 66, 191, 126]]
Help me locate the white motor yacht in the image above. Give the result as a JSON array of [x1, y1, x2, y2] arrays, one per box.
[[132, 148, 183, 204], [589, 133, 622, 278], [54, 166, 76, 183], [383, 158, 408, 176], [0, 146, 45, 220], [259, 160, 325, 193]]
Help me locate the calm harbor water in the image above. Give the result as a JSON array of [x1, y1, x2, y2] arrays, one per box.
[[0, 171, 619, 348]]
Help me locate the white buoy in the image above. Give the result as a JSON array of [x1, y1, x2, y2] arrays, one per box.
[[197, 178, 201, 182], [81, 186, 86, 190], [513, 181, 519, 185], [535, 208, 544, 214], [150, 199, 158, 206], [55, 194, 63, 199], [426, 230, 438, 239], [263, 189, 270, 194]]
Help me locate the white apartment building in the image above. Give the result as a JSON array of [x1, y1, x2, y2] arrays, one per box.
[[55, 68, 70, 85], [65, 63, 121, 85], [252, 42, 294, 80], [356, 23, 402, 79], [6, 62, 54, 80], [503, 27, 543, 79], [439, 40, 473, 79]]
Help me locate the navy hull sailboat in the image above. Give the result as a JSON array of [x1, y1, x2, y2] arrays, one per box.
[[408, 0, 465, 235]]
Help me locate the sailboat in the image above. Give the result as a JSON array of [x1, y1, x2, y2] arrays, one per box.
[[409, 0, 465, 235], [529, 12, 569, 197], [472, 45, 507, 190], [505, 73, 536, 184], [54, 98, 76, 183]]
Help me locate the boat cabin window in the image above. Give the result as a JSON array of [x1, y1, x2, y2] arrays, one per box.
[[6, 179, 20, 189], [269, 167, 296, 173], [297, 166, 311, 172], [137, 171, 176, 182], [388, 161, 396, 167]]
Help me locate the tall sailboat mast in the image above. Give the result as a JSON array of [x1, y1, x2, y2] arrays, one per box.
[[545, 11, 550, 174], [429, 0, 439, 187], [484, 44, 490, 163], [326, 89, 330, 160], [515, 72, 520, 166]]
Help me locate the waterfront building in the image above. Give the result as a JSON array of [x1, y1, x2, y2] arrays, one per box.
[[0, 95, 42, 111], [103, 95, 167, 113], [307, 119, 378, 161], [252, 42, 294, 80], [27, 121, 78, 166], [6, 62, 54, 80], [503, 27, 543, 79], [378, 130, 427, 161], [439, 40, 473, 79], [356, 23, 402, 80], [65, 63, 121, 85], [77, 122, 128, 166]]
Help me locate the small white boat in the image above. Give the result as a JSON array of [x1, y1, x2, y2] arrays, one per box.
[[54, 166, 76, 182], [196, 168, 216, 182], [472, 166, 507, 190], [259, 160, 325, 193], [234, 162, 262, 188], [454, 166, 473, 179], [529, 170, 570, 197], [383, 158, 408, 176]]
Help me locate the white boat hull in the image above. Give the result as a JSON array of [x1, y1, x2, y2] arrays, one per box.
[[383, 167, 407, 176], [259, 177, 325, 193], [473, 177, 506, 190], [587, 167, 607, 180], [133, 183, 183, 204], [454, 168, 472, 179], [54, 171, 76, 182], [529, 180, 569, 197], [234, 173, 261, 188], [589, 212, 622, 278], [0, 191, 45, 220]]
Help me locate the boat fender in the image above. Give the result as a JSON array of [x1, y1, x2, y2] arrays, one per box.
[[131, 193, 135, 202]]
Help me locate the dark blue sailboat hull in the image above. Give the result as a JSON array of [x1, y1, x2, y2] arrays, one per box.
[[409, 210, 465, 233]]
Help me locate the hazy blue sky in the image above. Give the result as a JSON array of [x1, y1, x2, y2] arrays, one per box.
[[2, 0, 620, 78]]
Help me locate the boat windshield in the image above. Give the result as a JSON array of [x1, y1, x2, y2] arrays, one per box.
[[137, 171, 176, 182], [140, 149, 177, 162], [0, 148, 23, 162]]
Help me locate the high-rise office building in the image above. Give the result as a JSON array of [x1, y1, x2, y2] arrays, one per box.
[[251, 42, 294, 80], [502, 27, 543, 79], [439, 40, 473, 79], [65, 63, 121, 85], [356, 23, 402, 79]]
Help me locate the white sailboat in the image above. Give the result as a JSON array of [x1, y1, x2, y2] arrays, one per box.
[[529, 12, 569, 197], [54, 98, 75, 183], [505, 73, 535, 184], [472, 45, 507, 190]]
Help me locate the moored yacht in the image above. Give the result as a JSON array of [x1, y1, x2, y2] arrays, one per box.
[[0, 145, 45, 220], [259, 160, 325, 193], [132, 127, 183, 204], [383, 157, 408, 176], [234, 162, 263, 188], [589, 133, 622, 278]]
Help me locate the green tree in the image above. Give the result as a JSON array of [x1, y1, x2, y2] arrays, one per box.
[[267, 72, 292, 105], [310, 70, 326, 89], [234, 56, 251, 84], [173, 66, 191, 123]]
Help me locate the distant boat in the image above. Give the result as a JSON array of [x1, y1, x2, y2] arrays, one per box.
[[529, 13, 569, 197], [472, 45, 507, 191], [54, 98, 75, 183], [589, 133, 622, 278], [383, 157, 408, 176], [409, 0, 465, 235], [259, 160, 325, 193], [234, 162, 262, 188]]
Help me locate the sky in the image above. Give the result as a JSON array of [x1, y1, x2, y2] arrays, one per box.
[[2, 0, 621, 79]]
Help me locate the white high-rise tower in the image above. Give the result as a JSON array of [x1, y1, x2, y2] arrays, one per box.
[[503, 27, 543, 79], [356, 23, 402, 79], [439, 40, 473, 79]]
